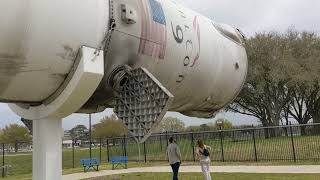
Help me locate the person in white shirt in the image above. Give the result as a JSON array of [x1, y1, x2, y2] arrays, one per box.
[[166, 137, 182, 180], [196, 139, 212, 180]]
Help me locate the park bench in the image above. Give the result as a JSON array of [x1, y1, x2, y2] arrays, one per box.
[[111, 156, 128, 170], [80, 158, 100, 172]]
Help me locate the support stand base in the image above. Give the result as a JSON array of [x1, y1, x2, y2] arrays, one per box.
[[9, 46, 105, 180], [33, 118, 62, 180]]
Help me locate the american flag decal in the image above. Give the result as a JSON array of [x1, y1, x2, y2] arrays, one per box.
[[139, 0, 167, 59], [149, 0, 166, 25]]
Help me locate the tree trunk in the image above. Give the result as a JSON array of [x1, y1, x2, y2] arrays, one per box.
[[282, 114, 289, 137], [14, 143, 18, 153], [300, 126, 307, 136], [312, 114, 320, 135], [264, 128, 270, 139], [261, 120, 271, 139], [269, 128, 277, 138], [268, 113, 281, 138], [313, 114, 320, 123]]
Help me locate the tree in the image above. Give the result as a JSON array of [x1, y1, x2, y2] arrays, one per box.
[[307, 87, 320, 123], [286, 86, 312, 135], [199, 124, 211, 131], [292, 32, 320, 132], [230, 30, 320, 136], [285, 31, 320, 126], [0, 124, 32, 152], [184, 119, 233, 132], [92, 115, 128, 138], [70, 124, 88, 140], [230, 31, 292, 130], [185, 126, 201, 132], [279, 31, 320, 134], [158, 117, 185, 133]]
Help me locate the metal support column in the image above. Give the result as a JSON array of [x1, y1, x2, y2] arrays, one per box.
[[219, 127, 225, 162], [89, 114, 92, 160]]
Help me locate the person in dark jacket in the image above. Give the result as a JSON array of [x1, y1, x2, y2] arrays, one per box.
[[166, 137, 182, 180]]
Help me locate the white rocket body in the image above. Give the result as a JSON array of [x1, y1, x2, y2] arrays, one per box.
[[0, 0, 247, 118]]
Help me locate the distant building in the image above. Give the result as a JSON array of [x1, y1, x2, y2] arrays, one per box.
[[62, 139, 82, 148], [63, 130, 72, 140], [62, 140, 73, 148]]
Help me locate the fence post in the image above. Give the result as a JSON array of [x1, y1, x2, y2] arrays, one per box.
[[2, 143, 4, 178], [106, 138, 110, 162], [72, 140, 75, 168], [219, 127, 225, 162], [202, 132, 205, 141], [166, 131, 168, 147], [99, 138, 102, 162], [191, 133, 195, 162], [289, 122, 297, 163], [143, 141, 147, 163], [123, 135, 127, 157], [159, 135, 162, 151], [175, 134, 178, 143], [122, 137, 124, 156], [252, 128, 258, 162]]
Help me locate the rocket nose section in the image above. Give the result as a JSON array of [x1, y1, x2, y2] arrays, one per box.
[[214, 23, 248, 82], [214, 23, 246, 45]]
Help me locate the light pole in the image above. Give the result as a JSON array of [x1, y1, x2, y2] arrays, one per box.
[[217, 119, 225, 161], [89, 114, 92, 160], [216, 119, 224, 130]]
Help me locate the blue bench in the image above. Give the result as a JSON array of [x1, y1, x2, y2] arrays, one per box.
[[80, 158, 100, 172], [111, 156, 128, 170]]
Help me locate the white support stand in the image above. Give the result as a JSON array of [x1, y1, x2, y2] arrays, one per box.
[[33, 118, 62, 180], [9, 46, 104, 180]]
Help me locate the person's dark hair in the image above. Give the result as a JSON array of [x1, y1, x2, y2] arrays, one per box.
[[169, 137, 175, 143]]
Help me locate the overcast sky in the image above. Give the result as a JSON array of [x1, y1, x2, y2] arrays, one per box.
[[1, 0, 319, 129], [177, 0, 320, 36]]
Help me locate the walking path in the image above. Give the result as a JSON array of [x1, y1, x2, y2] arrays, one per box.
[[63, 165, 320, 180]]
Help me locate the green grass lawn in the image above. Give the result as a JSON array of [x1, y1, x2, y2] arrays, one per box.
[[86, 172, 320, 180]]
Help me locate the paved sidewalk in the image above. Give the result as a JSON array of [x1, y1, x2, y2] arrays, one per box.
[[63, 165, 320, 180]]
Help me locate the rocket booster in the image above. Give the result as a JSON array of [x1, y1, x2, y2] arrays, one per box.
[[0, 0, 247, 119]]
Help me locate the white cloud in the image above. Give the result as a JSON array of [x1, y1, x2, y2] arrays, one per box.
[[176, 0, 320, 36], [0, 103, 22, 127]]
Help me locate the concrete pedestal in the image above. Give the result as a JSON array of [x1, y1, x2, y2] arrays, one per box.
[[33, 118, 63, 180]]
